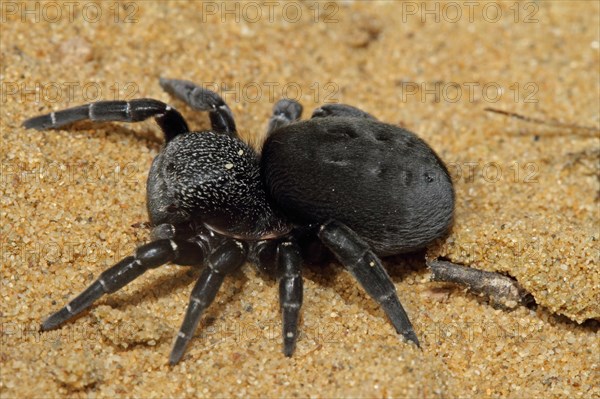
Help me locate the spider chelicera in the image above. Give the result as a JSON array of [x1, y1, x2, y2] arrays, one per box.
[[23, 78, 455, 365]]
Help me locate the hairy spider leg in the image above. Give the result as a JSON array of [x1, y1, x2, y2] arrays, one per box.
[[266, 98, 303, 135], [159, 77, 238, 138], [41, 238, 208, 331], [319, 220, 420, 347], [170, 240, 247, 365], [276, 240, 304, 356], [22, 98, 189, 142], [311, 103, 377, 120]]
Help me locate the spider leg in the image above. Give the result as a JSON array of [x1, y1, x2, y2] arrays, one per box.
[[250, 238, 304, 356], [267, 99, 303, 135], [159, 77, 237, 137], [277, 240, 303, 356], [170, 239, 247, 365], [249, 239, 279, 276], [311, 103, 376, 120], [22, 99, 189, 142], [41, 238, 208, 331], [318, 220, 420, 347]]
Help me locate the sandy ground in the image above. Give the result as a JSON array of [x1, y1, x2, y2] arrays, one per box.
[[1, 1, 598, 398]]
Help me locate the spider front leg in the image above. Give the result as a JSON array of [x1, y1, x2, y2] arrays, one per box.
[[159, 77, 237, 137], [22, 98, 189, 142], [170, 239, 247, 365], [41, 237, 208, 331], [318, 220, 420, 347]]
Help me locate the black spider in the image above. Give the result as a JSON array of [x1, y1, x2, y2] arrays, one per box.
[[23, 78, 455, 365]]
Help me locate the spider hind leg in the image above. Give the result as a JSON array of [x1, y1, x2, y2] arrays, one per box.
[[318, 220, 420, 347]]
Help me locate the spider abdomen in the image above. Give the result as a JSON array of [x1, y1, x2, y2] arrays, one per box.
[[261, 117, 455, 256]]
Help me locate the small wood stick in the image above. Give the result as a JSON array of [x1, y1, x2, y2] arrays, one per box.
[[427, 259, 534, 310], [484, 107, 600, 136]]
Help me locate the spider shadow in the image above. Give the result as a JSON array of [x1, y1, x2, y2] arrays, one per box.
[[102, 266, 199, 310], [100, 265, 249, 325], [384, 249, 429, 280], [47, 120, 165, 150], [300, 249, 428, 320]]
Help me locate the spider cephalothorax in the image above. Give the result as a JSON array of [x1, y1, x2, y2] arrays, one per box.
[[24, 78, 455, 364], [147, 130, 290, 239]]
